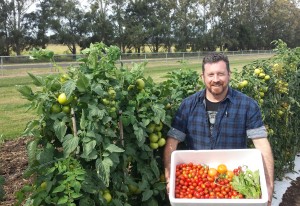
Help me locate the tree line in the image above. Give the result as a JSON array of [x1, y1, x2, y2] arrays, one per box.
[[0, 0, 299, 56]]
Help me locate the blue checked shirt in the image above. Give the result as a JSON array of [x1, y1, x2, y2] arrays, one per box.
[[167, 87, 267, 149]]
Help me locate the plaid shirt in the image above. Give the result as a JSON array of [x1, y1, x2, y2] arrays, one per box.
[[167, 87, 267, 149]]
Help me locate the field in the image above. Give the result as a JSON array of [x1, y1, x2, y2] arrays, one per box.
[[0, 53, 273, 142]]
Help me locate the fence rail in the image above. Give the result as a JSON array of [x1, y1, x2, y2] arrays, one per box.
[[0, 50, 274, 76]]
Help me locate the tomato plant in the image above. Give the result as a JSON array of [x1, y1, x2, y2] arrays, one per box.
[[230, 40, 300, 179], [16, 43, 201, 206]]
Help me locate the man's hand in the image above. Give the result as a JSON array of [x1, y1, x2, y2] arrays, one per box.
[[163, 137, 179, 195], [165, 168, 170, 194]]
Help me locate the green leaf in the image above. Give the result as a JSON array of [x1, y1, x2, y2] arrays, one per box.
[[150, 159, 160, 178], [88, 105, 105, 120], [37, 143, 54, 165], [27, 73, 44, 86], [121, 112, 137, 126], [133, 124, 145, 144], [57, 195, 68, 204], [77, 72, 90, 92], [80, 110, 88, 129], [82, 140, 97, 157], [71, 192, 82, 199], [23, 120, 40, 135], [62, 134, 79, 157], [96, 157, 113, 187], [105, 144, 124, 153], [16, 85, 34, 100], [53, 120, 67, 142], [92, 85, 105, 95], [153, 182, 166, 190], [53, 185, 66, 193], [151, 104, 165, 124], [27, 139, 38, 166], [142, 189, 153, 202], [72, 181, 82, 193], [61, 80, 76, 97]]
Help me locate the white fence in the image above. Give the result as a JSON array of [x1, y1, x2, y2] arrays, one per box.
[[0, 50, 274, 76]]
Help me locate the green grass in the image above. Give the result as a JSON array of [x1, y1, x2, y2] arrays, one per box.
[[0, 77, 37, 142], [0, 54, 273, 143]]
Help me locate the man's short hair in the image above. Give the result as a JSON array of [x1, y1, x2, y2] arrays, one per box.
[[202, 52, 230, 73]]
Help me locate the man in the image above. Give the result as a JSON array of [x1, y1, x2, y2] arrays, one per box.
[[163, 52, 274, 205]]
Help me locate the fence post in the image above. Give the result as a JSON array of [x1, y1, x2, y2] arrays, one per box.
[[0, 57, 3, 76], [166, 53, 168, 63]]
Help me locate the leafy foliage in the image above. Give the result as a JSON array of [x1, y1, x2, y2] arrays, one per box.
[[15, 40, 300, 205], [231, 167, 261, 199], [230, 39, 300, 179], [16, 42, 200, 205]]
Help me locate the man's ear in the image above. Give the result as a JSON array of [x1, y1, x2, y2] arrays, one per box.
[[201, 73, 204, 81]]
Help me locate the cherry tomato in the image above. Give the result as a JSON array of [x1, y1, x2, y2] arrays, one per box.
[[217, 164, 228, 174], [208, 168, 218, 177]]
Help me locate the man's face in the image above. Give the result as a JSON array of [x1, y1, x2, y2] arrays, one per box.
[[202, 61, 230, 98]]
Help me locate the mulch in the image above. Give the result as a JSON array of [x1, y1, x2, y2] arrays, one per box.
[[0, 137, 300, 206]]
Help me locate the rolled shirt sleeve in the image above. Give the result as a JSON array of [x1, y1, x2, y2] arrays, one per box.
[[247, 126, 268, 139], [167, 127, 186, 142]]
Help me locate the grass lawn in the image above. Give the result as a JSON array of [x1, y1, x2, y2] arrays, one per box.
[[0, 54, 273, 143], [0, 77, 37, 142]]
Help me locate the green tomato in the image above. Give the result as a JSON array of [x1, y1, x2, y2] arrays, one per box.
[[108, 89, 116, 99], [136, 79, 145, 90], [102, 98, 110, 105], [158, 138, 166, 147], [154, 121, 163, 132], [149, 133, 159, 143], [102, 192, 112, 203], [150, 142, 159, 150], [51, 104, 61, 113], [146, 123, 156, 133], [57, 93, 67, 105], [62, 105, 71, 114], [254, 69, 261, 75]]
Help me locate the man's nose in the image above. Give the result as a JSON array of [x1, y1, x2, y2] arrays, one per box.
[[213, 74, 220, 81]]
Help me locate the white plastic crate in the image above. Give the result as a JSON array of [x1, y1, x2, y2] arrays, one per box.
[[169, 149, 268, 206]]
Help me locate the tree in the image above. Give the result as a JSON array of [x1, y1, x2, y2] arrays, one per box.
[[144, 0, 173, 53], [171, 0, 200, 52], [82, 0, 115, 49], [263, 0, 300, 48], [2, 0, 37, 55], [47, 0, 87, 54], [110, 0, 128, 52], [122, 0, 151, 53], [0, 0, 11, 55], [24, 0, 53, 49]]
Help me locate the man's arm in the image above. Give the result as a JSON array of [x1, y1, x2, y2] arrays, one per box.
[[163, 137, 180, 193], [252, 137, 274, 205]]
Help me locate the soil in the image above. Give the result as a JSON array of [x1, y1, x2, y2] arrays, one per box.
[[0, 137, 300, 206]]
